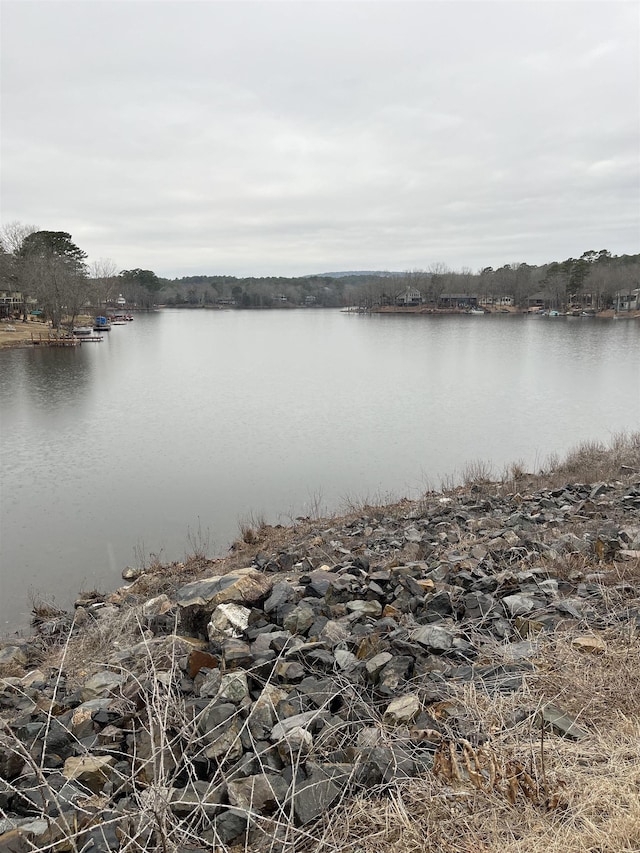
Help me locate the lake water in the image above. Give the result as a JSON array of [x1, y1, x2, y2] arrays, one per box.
[[1, 309, 639, 634]]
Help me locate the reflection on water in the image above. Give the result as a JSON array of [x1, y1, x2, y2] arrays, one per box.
[[10, 347, 93, 405], [1, 311, 639, 634]]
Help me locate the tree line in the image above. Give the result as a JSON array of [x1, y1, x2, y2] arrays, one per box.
[[161, 252, 639, 312], [0, 223, 161, 329], [1, 220, 638, 327], [350, 252, 639, 311]]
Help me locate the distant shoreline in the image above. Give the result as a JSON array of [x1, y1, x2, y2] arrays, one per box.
[[2, 307, 638, 350]]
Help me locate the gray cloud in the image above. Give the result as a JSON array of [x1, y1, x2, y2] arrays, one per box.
[[2, 1, 638, 276]]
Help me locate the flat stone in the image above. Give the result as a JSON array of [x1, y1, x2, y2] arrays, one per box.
[[410, 625, 454, 652], [541, 705, 588, 741], [270, 709, 329, 742], [346, 600, 383, 617], [187, 649, 220, 678], [334, 650, 359, 672], [384, 693, 421, 725], [62, 755, 115, 793], [365, 652, 393, 680], [572, 635, 607, 654], [79, 671, 126, 701], [502, 594, 535, 616]]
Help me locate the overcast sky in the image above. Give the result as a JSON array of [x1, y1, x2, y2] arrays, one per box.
[[2, 1, 638, 278]]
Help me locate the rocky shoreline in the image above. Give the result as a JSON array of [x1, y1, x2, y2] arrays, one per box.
[[1, 447, 640, 852]]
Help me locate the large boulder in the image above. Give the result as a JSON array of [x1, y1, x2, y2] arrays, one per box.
[[176, 569, 273, 610], [177, 569, 273, 634]]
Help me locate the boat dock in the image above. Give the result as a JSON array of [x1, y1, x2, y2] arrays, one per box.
[[31, 333, 103, 347]]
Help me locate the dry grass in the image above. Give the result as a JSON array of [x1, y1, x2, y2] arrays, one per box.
[[528, 630, 640, 722], [310, 726, 640, 853], [305, 627, 640, 853], [552, 431, 640, 481]]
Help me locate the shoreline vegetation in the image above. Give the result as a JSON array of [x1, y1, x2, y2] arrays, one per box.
[[1, 433, 640, 851]]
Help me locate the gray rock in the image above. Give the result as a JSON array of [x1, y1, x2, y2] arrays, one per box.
[[411, 625, 455, 653], [176, 569, 273, 610], [501, 594, 535, 617], [334, 649, 359, 672], [355, 745, 416, 785], [271, 710, 330, 742], [365, 652, 393, 680], [345, 600, 382, 617], [289, 766, 345, 825], [421, 590, 453, 620], [463, 592, 496, 620], [141, 593, 172, 617], [276, 726, 314, 762], [62, 755, 115, 793], [213, 807, 251, 844], [215, 671, 250, 705], [227, 772, 289, 813], [378, 656, 414, 695], [222, 639, 253, 669], [204, 718, 244, 762], [384, 693, 421, 724], [196, 668, 222, 698], [263, 582, 295, 615], [0, 736, 25, 780], [122, 565, 143, 580], [207, 603, 251, 639], [283, 601, 316, 635], [541, 705, 588, 741], [170, 780, 224, 816], [79, 671, 126, 702]]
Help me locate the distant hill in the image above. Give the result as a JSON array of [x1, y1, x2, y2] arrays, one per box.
[[315, 270, 401, 278]]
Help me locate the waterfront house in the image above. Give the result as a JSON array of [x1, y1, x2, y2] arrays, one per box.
[[479, 295, 514, 307], [438, 293, 479, 309], [395, 287, 423, 306], [0, 290, 37, 318], [527, 291, 551, 310], [615, 288, 640, 312]]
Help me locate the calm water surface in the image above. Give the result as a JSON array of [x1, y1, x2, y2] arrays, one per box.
[[1, 310, 639, 633]]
